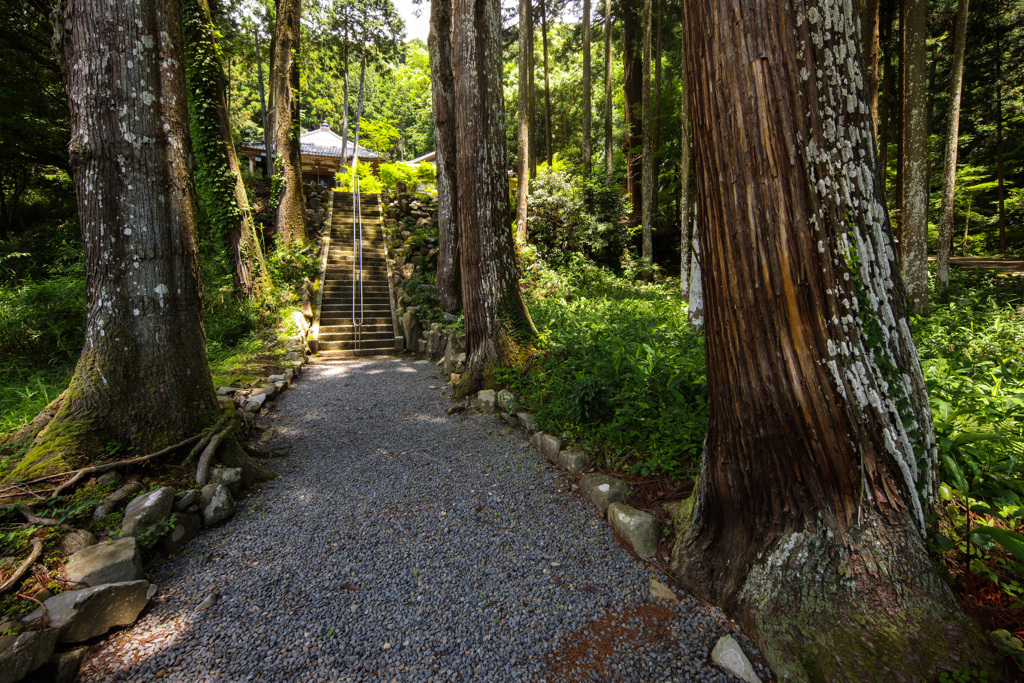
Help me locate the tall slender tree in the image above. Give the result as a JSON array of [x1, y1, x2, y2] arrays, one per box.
[[516, 0, 532, 243], [622, 0, 643, 218], [540, 0, 553, 168], [581, 0, 592, 176], [861, 0, 880, 135], [936, 0, 970, 290], [603, 0, 613, 184], [671, 0, 994, 677], [902, 0, 929, 313], [679, 0, 691, 298], [13, 0, 270, 482], [640, 0, 653, 271], [183, 0, 268, 297], [429, 0, 461, 312], [452, 0, 538, 393], [254, 27, 273, 176], [271, 0, 307, 242]]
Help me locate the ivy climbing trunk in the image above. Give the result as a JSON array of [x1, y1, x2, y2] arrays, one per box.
[[429, 0, 461, 313], [183, 0, 268, 298], [603, 0, 613, 185], [516, 0, 532, 243], [670, 0, 995, 679], [936, 0, 969, 291], [452, 0, 537, 393], [271, 0, 306, 243], [13, 0, 220, 479]]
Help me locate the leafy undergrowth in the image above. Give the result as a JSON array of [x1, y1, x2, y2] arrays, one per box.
[[916, 268, 1024, 659], [512, 250, 706, 482]]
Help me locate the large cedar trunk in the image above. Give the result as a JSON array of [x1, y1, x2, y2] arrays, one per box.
[[621, 0, 642, 221], [937, 0, 969, 290], [901, 0, 928, 313], [183, 0, 268, 297], [670, 0, 994, 678], [516, 0, 531, 243], [603, 0, 614, 184], [452, 0, 537, 393], [429, 0, 461, 313], [271, 0, 306, 243], [877, 1, 894, 177], [16, 0, 220, 479], [581, 0, 592, 177]]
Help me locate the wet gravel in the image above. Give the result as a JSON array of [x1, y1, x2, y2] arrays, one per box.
[[79, 358, 766, 682]]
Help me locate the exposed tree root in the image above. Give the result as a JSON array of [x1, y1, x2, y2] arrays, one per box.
[[195, 422, 236, 486], [46, 431, 206, 501], [0, 538, 44, 594]]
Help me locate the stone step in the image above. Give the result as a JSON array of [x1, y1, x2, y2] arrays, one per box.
[[317, 339, 397, 352], [319, 331, 395, 343], [316, 349, 397, 360], [319, 315, 393, 326]]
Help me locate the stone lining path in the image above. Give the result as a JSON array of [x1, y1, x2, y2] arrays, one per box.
[[77, 359, 765, 682]]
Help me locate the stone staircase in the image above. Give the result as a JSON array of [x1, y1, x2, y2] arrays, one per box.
[[315, 191, 398, 359]]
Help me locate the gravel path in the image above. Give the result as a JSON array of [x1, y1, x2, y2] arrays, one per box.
[[78, 359, 766, 682]]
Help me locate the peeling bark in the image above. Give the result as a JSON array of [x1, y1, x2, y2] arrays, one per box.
[[429, 0, 461, 313], [452, 0, 537, 392], [671, 0, 994, 677], [271, 0, 306, 243]]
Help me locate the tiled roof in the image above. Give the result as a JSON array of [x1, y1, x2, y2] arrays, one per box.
[[243, 122, 381, 160]]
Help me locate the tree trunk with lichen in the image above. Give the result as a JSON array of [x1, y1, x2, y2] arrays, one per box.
[[452, 0, 537, 396], [936, 0, 969, 291], [901, 0, 928, 313], [183, 0, 268, 297], [670, 1, 995, 679], [9, 0, 272, 486], [271, 0, 306, 243], [429, 0, 461, 313]]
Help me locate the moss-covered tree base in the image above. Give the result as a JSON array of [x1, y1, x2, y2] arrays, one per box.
[[670, 502, 1000, 681]]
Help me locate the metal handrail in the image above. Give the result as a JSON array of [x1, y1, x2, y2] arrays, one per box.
[[350, 168, 364, 352]]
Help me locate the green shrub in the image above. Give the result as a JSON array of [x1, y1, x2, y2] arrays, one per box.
[[377, 162, 417, 191], [514, 261, 704, 479], [335, 164, 383, 194], [526, 170, 629, 268]]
